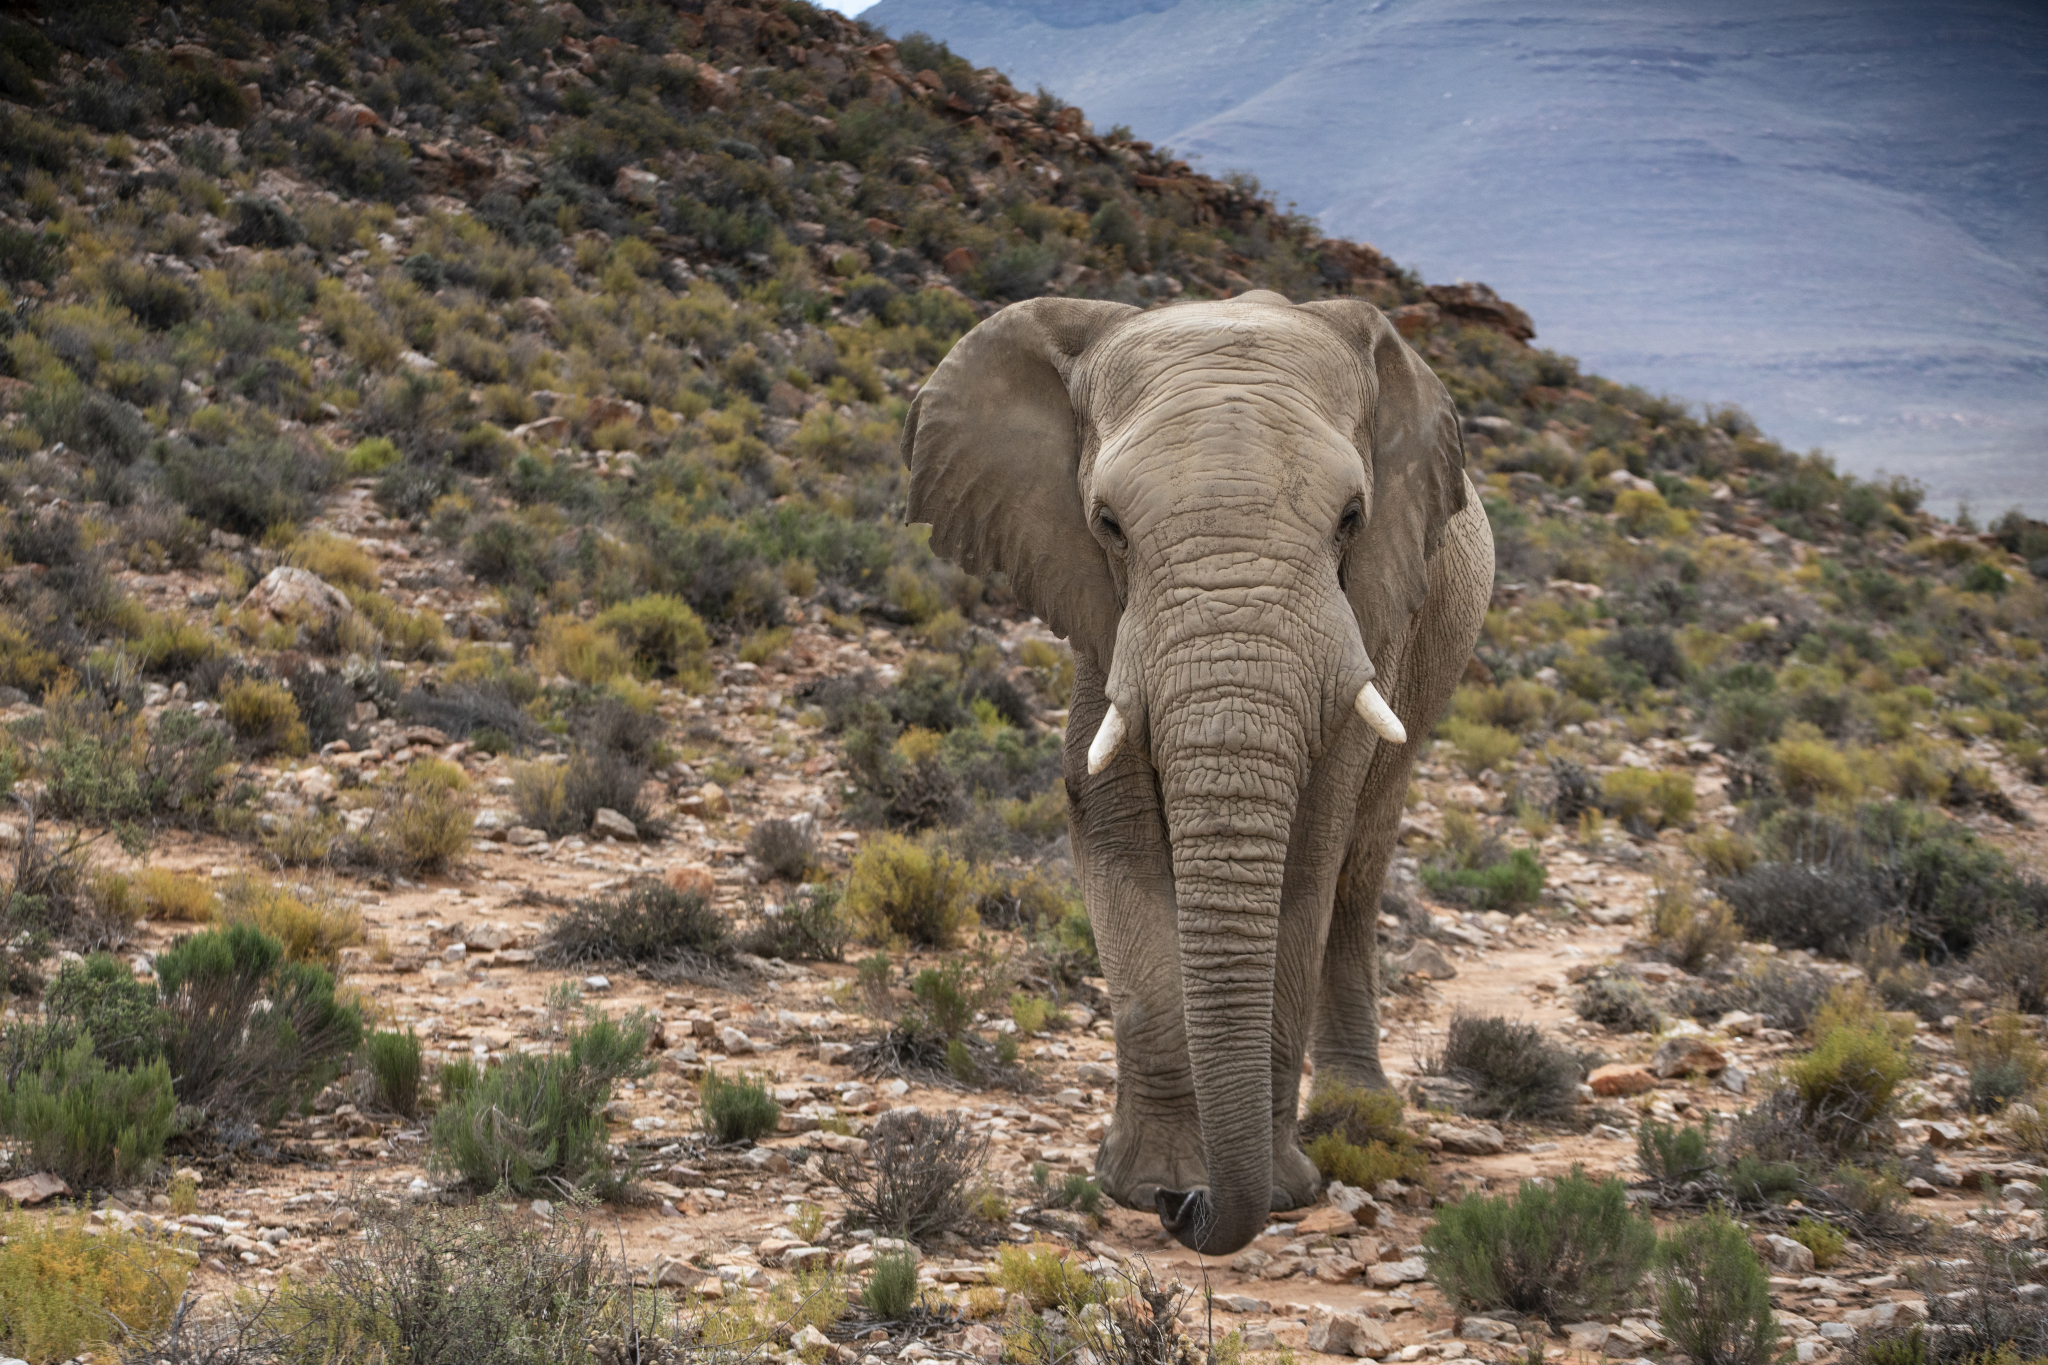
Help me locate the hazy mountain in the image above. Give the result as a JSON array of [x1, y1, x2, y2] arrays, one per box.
[[861, 0, 2048, 515]]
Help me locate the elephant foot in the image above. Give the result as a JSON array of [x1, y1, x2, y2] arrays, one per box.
[[1270, 1139, 1323, 1211], [1095, 1112, 1207, 1213]]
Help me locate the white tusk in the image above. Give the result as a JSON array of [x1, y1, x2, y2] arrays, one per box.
[[1355, 682, 1407, 745], [1086, 702, 1127, 775]]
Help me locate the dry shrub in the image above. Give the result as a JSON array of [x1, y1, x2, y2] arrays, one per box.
[[540, 878, 729, 968], [0, 1210, 188, 1363], [1645, 875, 1743, 973], [286, 530, 378, 591], [747, 817, 816, 882], [592, 593, 708, 681], [219, 676, 309, 757], [1423, 1011, 1584, 1122], [217, 878, 363, 969], [534, 615, 628, 686], [1846, 1235, 2048, 1365], [822, 1108, 988, 1245], [1298, 1080, 1427, 1185], [1954, 1011, 2048, 1113], [133, 867, 216, 922], [843, 834, 979, 948]]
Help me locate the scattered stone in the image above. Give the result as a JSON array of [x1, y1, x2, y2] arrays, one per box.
[[1409, 1075, 1476, 1109], [1459, 1319, 1520, 1345], [1327, 1181, 1384, 1228], [506, 827, 547, 847], [0, 1173, 70, 1205], [1652, 1035, 1727, 1078], [1367, 1257, 1428, 1287], [1307, 1307, 1392, 1358], [961, 1325, 1004, 1362], [1718, 1065, 1749, 1096], [1390, 941, 1457, 980], [1431, 1122, 1506, 1156], [591, 807, 638, 841], [1765, 1235, 1816, 1274], [1215, 1294, 1266, 1314], [583, 975, 612, 992], [1819, 1323, 1856, 1343], [243, 566, 353, 629], [1588, 1064, 1656, 1097]]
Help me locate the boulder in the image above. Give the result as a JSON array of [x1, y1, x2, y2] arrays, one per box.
[[1390, 941, 1458, 980], [1409, 1075, 1476, 1109], [1367, 1257, 1428, 1287], [506, 827, 547, 847], [591, 807, 638, 841], [1652, 1035, 1727, 1078], [1764, 1234, 1816, 1274], [698, 782, 731, 817], [1719, 1065, 1749, 1095], [1588, 1064, 1657, 1097], [1327, 1181, 1385, 1228], [0, 1173, 69, 1205], [1459, 1319, 1521, 1344], [1307, 1308, 1392, 1359], [961, 1324, 1004, 1362], [1432, 1122, 1506, 1156], [1564, 1324, 1611, 1353], [1215, 1293, 1266, 1314], [244, 566, 353, 628]]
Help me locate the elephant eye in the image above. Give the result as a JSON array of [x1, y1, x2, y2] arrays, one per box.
[[1096, 512, 1126, 548], [1338, 503, 1363, 538]]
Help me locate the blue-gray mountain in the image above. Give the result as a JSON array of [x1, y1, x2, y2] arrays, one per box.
[[861, 0, 2048, 515]]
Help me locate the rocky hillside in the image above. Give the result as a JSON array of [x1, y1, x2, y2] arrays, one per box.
[[860, 0, 2048, 517], [0, 2, 2045, 1363]]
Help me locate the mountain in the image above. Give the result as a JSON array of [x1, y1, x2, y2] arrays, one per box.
[[859, 0, 2048, 516]]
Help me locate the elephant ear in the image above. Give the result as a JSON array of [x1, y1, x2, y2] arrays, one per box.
[[904, 298, 1139, 669], [1297, 300, 1469, 668]]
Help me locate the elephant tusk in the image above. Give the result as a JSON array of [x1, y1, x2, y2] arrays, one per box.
[[1086, 702, 1126, 775], [1355, 682, 1407, 745]]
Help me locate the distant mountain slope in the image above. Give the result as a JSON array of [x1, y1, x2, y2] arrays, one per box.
[[861, 0, 2048, 515]]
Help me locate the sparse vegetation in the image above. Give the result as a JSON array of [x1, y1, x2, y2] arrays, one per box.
[[1423, 1167, 1656, 1326], [823, 1108, 987, 1245], [843, 834, 980, 948], [1299, 1080, 1428, 1185], [700, 1068, 780, 1144], [540, 879, 729, 970], [1423, 1011, 1585, 1121], [1654, 1210, 1783, 1365]]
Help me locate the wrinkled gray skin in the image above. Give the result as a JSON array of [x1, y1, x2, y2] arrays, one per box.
[[902, 291, 1493, 1257]]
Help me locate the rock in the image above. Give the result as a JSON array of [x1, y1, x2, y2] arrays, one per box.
[[1409, 1075, 1476, 1109], [583, 975, 612, 992], [1719, 1065, 1749, 1096], [1565, 1325, 1611, 1352], [1307, 1307, 1393, 1358], [1459, 1319, 1521, 1344], [667, 863, 716, 898], [1652, 1036, 1727, 1078], [0, 1173, 70, 1205], [1294, 1206, 1363, 1237], [1328, 1181, 1385, 1228], [652, 1257, 696, 1287], [1904, 1177, 1940, 1197], [506, 826, 547, 847], [466, 924, 512, 952], [1926, 1121, 1969, 1147], [1314, 1256, 1364, 1284], [1819, 1323, 1856, 1343], [1367, 1257, 1428, 1287], [244, 566, 353, 628], [1718, 1011, 1762, 1036], [1215, 1294, 1266, 1314], [472, 808, 516, 839], [743, 1146, 791, 1173], [698, 782, 731, 817], [961, 1325, 1004, 1362], [1390, 941, 1458, 980], [591, 807, 638, 841], [1229, 1249, 1271, 1275], [1076, 1061, 1117, 1085], [1765, 1235, 1816, 1274], [792, 1325, 834, 1356], [614, 166, 661, 204], [1588, 1064, 1657, 1096], [719, 1026, 756, 1054], [1432, 1122, 1506, 1156]]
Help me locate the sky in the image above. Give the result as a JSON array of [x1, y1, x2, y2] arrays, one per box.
[[816, 0, 878, 12]]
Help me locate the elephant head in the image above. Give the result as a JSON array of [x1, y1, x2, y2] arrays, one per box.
[[902, 291, 1466, 1253]]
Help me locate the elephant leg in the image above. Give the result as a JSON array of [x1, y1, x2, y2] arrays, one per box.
[[1315, 488, 1495, 1090], [1067, 659, 1207, 1209]]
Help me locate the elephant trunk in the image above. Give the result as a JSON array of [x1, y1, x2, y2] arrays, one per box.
[[1145, 650, 1312, 1256]]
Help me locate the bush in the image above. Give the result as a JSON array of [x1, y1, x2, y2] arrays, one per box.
[[43, 952, 164, 1069], [1601, 768, 1696, 830], [1787, 1216, 1846, 1268], [41, 698, 233, 831], [1575, 973, 1663, 1033], [535, 614, 630, 685], [155, 923, 364, 1127], [0, 1211, 187, 1364], [218, 878, 363, 968], [1422, 1167, 1656, 1326], [1954, 1011, 2048, 1113], [993, 1243, 1103, 1312], [429, 1010, 651, 1198], [1654, 1210, 1783, 1365], [823, 1108, 987, 1245], [1771, 737, 1859, 803], [1439, 716, 1520, 776], [132, 866, 215, 921], [748, 817, 817, 881], [219, 676, 309, 756], [740, 884, 850, 962], [0, 1032, 174, 1187], [541, 878, 729, 968], [373, 782, 474, 874], [1424, 1012, 1584, 1121], [1645, 877, 1742, 974], [593, 593, 709, 680], [843, 834, 979, 948], [1420, 812, 1546, 911], [286, 530, 380, 591], [367, 1028, 423, 1118], [863, 1248, 922, 1320], [1298, 1081, 1427, 1185], [162, 437, 335, 535], [1781, 1020, 1912, 1158], [1846, 1236, 2048, 1365], [1636, 1115, 1715, 1183], [345, 435, 402, 474], [513, 749, 652, 838], [700, 1068, 780, 1144]]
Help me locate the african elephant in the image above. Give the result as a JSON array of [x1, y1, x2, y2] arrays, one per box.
[[902, 291, 1493, 1255]]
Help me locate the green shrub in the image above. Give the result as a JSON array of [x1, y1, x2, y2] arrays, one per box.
[[1439, 716, 1520, 776], [1654, 1210, 1782, 1365], [541, 878, 729, 967], [1420, 811, 1546, 910], [1782, 1021, 1912, 1157], [1298, 1080, 1428, 1184], [0, 1032, 174, 1187], [1788, 1216, 1846, 1268], [346, 435, 402, 474], [154, 923, 364, 1127], [42, 952, 164, 1069], [863, 1248, 921, 1320], [40, 699, 233, 830], [1423, 1167, 1655, 1327], [992, 1243, 1103, 1312], [739, 884, 849, 963], [367, 1028, 423, 1119], [373, 782, 474, 874], [1424, 1012, 1583, 1121], [1601, 767, 1696, 830], [699, 1069, 780, 1144], [843, 834, 979, 948], [1635, 1114, 1714, 1183], [219, 676, 309, 756], [429, 1010, 651, 1198], [594, 593, 709, 680], [161, 437, 335, 535], [1574, 973, 1663, 1033], [0, 1211, 188, 1364]]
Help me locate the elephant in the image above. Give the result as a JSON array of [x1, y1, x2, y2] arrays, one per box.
[[901, 290, 1494, 1256]]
